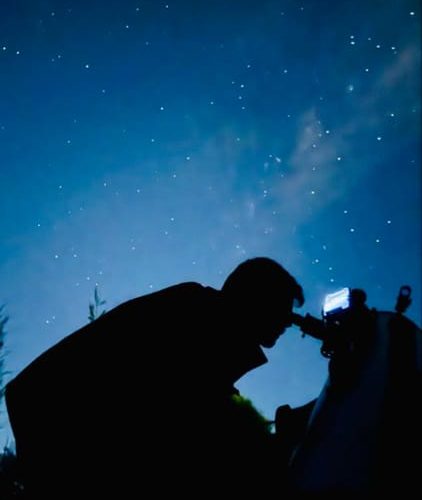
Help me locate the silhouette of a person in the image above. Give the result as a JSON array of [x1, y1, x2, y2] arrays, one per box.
[[6, 257, 304, 498]]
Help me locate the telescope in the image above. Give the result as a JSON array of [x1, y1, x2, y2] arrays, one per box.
[[290, 285, 412, 358], [278, 284, 421, 497]]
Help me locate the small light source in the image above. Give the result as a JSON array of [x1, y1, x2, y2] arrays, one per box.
[[323, 288, 350, 317]]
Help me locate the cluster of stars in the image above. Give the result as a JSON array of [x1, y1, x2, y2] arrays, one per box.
[[2, 2, 417, 338]]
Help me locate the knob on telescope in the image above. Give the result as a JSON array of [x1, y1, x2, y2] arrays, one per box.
[[395, 285, 412, 314]]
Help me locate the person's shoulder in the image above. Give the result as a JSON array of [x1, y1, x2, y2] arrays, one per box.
[[120, 282, 219, 307], [173, 282, 218, 293], [166, 281, 205, 293], [159, 282, 220, 301]]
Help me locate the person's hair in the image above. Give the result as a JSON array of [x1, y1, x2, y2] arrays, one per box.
[[222, 257, 304, 308]]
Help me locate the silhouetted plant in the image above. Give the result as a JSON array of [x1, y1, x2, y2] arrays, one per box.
[[0, 445, 24, 498], [0, 308, 24, 498], [231, 394, 273, 435], [0, 306, 8, 405], [88, 286, 107, 322]]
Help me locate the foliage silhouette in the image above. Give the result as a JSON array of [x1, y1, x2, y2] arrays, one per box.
[[0, 306, 9, 405], [0, 307, 24, 497], [88, 286, 107, 322]]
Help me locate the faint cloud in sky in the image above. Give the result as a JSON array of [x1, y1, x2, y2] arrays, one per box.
[[275, 42, 420, 226], [379, 44, 420, 90]]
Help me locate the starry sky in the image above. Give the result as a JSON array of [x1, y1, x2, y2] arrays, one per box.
[[0, 0, 420, 445]]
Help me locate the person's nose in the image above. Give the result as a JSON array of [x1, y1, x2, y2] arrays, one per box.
[[278, 326, 287, 337]]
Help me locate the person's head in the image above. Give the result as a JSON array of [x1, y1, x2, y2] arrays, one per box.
[[222, 257, 304, 348]]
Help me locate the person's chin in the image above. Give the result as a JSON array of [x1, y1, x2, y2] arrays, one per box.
[[260, 338, 277, 348]]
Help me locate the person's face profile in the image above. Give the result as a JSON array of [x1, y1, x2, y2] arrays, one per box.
[[254, 299, 294, 348], [258, 321, 290, 348]]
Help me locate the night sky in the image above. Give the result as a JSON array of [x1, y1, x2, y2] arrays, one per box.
[[0, 0, 420, 445]]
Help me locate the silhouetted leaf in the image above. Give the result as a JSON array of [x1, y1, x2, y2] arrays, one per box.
[[88, 287, 107, 322]]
